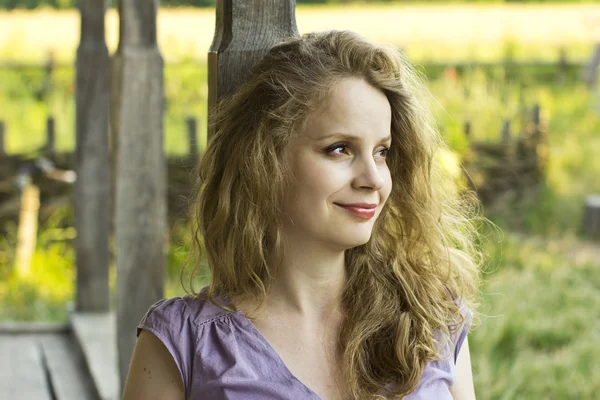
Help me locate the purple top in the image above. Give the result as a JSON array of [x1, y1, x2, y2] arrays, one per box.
[[137, 289, 471, 399]]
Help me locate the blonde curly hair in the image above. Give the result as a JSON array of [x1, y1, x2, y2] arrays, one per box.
[[186, 30, 485, 399]]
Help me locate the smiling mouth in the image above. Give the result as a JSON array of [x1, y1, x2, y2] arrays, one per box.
[[334, 204, 377, 219]]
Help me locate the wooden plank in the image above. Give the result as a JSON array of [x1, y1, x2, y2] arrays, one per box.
[[0, 335, 52, 400], [0, 321, 68, 334], [71, 312, 119, 400], [40, 334, 99, 400]]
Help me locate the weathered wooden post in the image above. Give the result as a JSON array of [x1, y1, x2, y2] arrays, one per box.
[[113, 0, 166, 390], [208, 0, 300, 138], [0, 121, 5, 155], [530, 104, 544, 177], [186, 116, 198, 160], [463, 121, 471, 139], [109, 0, 124, 239], [501, 119, 511, 144], [14, 176, 39, 277], [532, 103, 541, 137], [74, 0, 111, 312], [582, 195, 600, 239], [46, 116, 55, 154], [583, 43, 600, 89], [557, 48, 568, 81]]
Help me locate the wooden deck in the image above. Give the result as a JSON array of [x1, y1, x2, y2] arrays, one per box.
[[0, 322, 101, 400]]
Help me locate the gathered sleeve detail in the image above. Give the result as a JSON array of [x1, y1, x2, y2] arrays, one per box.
[[137, 297, 198, 399]]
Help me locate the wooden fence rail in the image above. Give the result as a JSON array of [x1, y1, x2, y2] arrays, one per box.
[[0, 115, 200, 158], [462, 103, 547, 207]]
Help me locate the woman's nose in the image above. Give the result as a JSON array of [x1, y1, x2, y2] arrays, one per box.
[[352, 156, 386, 191]]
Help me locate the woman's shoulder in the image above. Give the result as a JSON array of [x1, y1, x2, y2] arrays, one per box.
[[136, 288, 246, 398], [137, 289, 237, 336]]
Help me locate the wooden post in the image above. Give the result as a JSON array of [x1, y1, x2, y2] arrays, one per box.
[[14, 180, 40, 277], [531, 103, 541, 144], [208, 0, 299, 138], [521, 103, 543, 186], [583, 43, 600, 89], [186, 116, 198, 160], [501, 119, 511, 143], [463, 85, 470, 100], [0, 120, 5, 155], [114, 0, 166, 391], [109, 0, 124, 241], [557, 48, 567, 79], [74, 0, 111, 312], [36, 51, 55, 101], [532, 103, 540, 127], [582, 195, 600, 239], [46, 116, 55, 154], [463, 121, 471, 139]]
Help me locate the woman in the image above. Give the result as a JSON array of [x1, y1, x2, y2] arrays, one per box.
[[123, 30, 483, 400]]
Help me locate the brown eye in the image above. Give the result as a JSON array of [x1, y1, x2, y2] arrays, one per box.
[[377, 147, 390, 158], [326, 144, 350, 155]]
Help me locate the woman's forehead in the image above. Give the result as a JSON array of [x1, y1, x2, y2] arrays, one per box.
[[298, 79, 392, 142]]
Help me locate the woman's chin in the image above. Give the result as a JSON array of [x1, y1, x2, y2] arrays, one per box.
[[340, 232, 373, 249]]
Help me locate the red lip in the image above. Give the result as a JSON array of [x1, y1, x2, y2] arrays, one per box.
[[334, 203, 378, 219], [334, 202, 378, 209]]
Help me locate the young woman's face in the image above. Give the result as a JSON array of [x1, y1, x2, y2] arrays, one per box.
[[282, 77, 393, 250]]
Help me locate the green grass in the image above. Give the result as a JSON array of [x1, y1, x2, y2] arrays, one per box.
[[0, 209, 207, 321], [471, 228, 600, 399], [0, 207, 76, 321]]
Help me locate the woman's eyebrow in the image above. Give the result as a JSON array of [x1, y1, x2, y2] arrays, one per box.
[[313, 133, 392, 143]]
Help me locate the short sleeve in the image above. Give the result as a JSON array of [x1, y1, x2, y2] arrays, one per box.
[[137, 297, 196, 398], [452, 304, 473, 365]]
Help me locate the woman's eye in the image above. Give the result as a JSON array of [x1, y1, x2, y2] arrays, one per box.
[[326, 144, 390, 158], [326, 144, 349, 155], [377, 147, 390, 158]]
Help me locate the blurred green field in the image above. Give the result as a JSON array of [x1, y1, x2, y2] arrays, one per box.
[[1, 5, 600, 399], [1, 5, 599, 64]]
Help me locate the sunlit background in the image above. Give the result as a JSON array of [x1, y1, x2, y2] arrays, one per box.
[[1, 1, 599, 399]]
